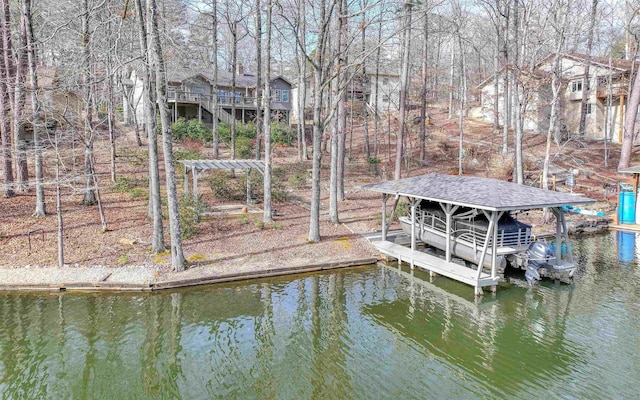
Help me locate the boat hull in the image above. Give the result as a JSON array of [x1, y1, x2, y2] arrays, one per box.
[[399, 217, 507, 271]]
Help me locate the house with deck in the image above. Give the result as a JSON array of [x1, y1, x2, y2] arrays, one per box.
[[123, 67, 292, 127], [291, 70, 401, 124], [475, 53, 637, 142]]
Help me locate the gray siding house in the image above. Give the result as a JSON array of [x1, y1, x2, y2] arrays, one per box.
[[123, 67, 293, 126]]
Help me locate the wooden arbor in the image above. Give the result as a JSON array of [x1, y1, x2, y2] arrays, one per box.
[[179, 159, 266, 204]]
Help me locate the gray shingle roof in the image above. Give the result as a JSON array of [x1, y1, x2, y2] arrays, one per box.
[[362, 173, 595, 211], [167, 67, 289, 89]]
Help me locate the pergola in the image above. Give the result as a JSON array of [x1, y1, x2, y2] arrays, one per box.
[[178, 159, 266, 203]]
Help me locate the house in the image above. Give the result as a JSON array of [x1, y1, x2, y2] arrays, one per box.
[[290, 70, 401, 124], [123, 66, 293, 127], [475, 53, 637, 142]]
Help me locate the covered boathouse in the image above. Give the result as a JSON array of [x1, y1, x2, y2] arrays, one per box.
[[363, 174, 595, 296]]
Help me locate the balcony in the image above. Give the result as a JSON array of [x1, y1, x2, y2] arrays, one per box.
[[596, 84, 627, 99], [167, 90, 258, 109]]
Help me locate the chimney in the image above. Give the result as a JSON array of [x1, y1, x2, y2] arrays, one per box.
[[236, 63, 244, 75]]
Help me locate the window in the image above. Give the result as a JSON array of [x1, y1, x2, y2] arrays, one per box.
[[191, 86, 205, 95], [571, 80, 582, 93], [269, 89, 290, 102], [586, 103, 593, 114], [217, 89, 227, 103]]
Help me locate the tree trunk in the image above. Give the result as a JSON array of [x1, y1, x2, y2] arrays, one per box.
[[148, 0, 185, 271], [336, 0, 347, 202], [619, 68, 640, 169], [56, 160, 64, 268], [395, 3, 412, 180], [81, 0, 96, 205], [13, 6, 28, 191], [308, 0, 331, 243], [24, 0, 44, 216], [512, 0, 523, 184], [255, 0, 263, 160], [136, 0, 164, 253], [0, 0, 13, 198], [419, 3, 428, 163], [211, 0, 219, 159], [329, 74, 339, 223], [262, 0, 272, 223], [578, 0, 598, 137], [373, 19, 381, 161], [230, 22, 238, 159]]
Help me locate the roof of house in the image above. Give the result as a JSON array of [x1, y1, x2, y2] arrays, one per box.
[[167, 67, 291, 89], [362, 173, 594, 211], [476, 52, 638, 90]]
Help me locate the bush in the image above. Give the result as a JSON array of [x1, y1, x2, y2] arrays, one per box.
[[217, 122, 257, 145], [288, 173, 307, 189], [179, 195, 208, 239], [172, 118, 210, 141], [272, 167, 288, 201], [271, 122, 296, 146], [207, 171, 245, 201], [112, 176, 136, 192], [236, 136, 254, 159]]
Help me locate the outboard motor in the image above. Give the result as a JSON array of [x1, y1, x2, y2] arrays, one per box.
[[525, 241, 553, 286]]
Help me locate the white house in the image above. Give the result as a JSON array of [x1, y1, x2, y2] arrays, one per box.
[[476, 53, 636, 143], [290, 70, 401, 124]]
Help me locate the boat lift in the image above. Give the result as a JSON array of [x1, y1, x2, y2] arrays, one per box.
[[363, 174, 595, 296]]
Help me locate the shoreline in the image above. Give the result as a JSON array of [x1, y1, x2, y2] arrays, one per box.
[[0, 257, 379, 293]]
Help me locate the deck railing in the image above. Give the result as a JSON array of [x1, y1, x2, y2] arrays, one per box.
[[167, 90, 258, 108], [418, 210, 532, 249]]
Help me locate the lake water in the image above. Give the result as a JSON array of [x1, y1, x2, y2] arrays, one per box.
[[1, 231, 639, 399]]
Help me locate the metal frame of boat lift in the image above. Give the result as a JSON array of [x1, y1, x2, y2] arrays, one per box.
[[363, 174, 595, 296]]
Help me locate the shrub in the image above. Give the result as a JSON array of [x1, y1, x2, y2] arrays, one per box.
[[271, 122, 296, 146], [218, 122, 257, 145], [236, 136, 254, 159], [112, 176, 136, 192], [179, 195, 208, 239], [171, 118, 210, 141], [288, 173, 307, 189], [207, 171, 245, 201], [272, 167, 288, 201], [130, 187, 148, 199]]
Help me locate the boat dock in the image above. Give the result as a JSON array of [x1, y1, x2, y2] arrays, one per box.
[[362, 174, 596, 296]]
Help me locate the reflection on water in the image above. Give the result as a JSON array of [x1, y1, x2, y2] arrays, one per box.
[[0, 232, 639, 399]]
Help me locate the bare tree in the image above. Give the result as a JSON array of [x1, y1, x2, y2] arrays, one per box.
[[80, 0, 96, 206], [254, 0, 263, 159], [13, 0, 28, 192], [578, 0, 598, 137], [148, 0, 185, 271], [211, 0, 220, 159], [0, 0, 13, 198], [263, 0, 272, 223], [395, 2, 412, 180], [24, 0, 45, 215], [135, 0, 165, 253]]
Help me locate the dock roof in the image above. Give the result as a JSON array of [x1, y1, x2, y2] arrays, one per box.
[[363, 174, 595, 211]]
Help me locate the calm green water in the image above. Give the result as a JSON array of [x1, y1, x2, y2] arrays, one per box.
[[1, 232, 639, 399]]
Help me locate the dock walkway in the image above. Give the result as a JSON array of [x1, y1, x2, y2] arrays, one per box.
[[364, 230, 498, 290]]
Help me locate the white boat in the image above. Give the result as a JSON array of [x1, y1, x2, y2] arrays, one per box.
[[398, 200, 574, 284]]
